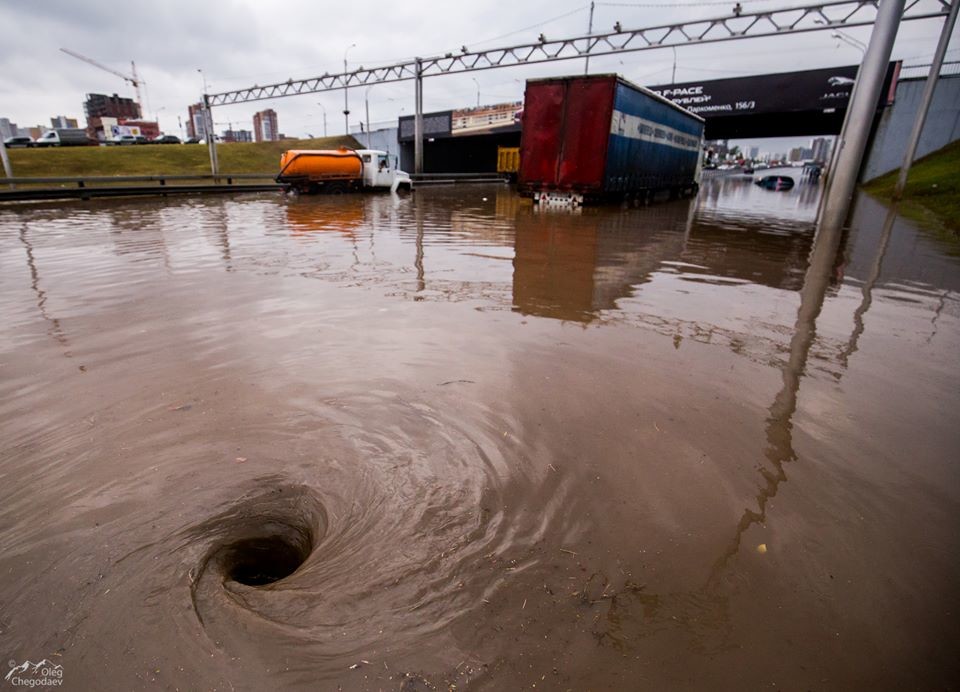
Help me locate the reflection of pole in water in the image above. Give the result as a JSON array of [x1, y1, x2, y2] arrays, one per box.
[[682, 196, 696, 249], [838, 206, 897, 368], [414, 200, 425, 293], [19, 224, 69, 349], [705, 214, 846, 589], [926, 290, 950, 345], [217, 213, 233, 271]]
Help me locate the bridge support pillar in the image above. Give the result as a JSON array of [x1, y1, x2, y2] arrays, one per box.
[[818, 0, 904, 231]]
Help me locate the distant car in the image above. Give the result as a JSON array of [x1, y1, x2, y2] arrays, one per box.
[[183, 137, 202, 144], [134, 135, 148, 144], [4, 135, 33, 148], [152, 134, 181, 144], [112, 134, 138, 145]]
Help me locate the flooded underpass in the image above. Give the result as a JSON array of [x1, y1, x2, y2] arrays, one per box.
[[1, 177, 957, 690]]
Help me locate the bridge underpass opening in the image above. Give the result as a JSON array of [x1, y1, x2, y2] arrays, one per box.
[[395, 63, 902, 175]]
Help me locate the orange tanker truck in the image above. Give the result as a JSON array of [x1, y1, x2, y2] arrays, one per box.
[[276, 147, 413, 194]]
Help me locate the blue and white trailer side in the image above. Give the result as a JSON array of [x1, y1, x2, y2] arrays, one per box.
[[518, 74, 705, 206]]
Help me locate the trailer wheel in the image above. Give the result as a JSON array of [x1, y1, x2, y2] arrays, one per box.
[[325, 182, 347, 195]]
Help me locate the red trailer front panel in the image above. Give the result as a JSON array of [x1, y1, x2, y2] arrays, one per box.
[[518, 81, 565, 187], [518, 76, 616, 196], [556, 77, 615, 191]]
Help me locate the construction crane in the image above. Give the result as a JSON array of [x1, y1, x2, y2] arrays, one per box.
[[60, 48, 144, 109]]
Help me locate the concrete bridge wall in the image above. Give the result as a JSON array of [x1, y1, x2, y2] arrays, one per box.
[[862, 74, 960, 181]]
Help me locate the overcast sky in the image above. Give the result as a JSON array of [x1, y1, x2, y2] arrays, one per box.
[[1, 0, 955, 142]]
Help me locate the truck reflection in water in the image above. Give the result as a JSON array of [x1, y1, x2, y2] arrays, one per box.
[[510, 196, 817, 324], [284, 196, 367, 240]]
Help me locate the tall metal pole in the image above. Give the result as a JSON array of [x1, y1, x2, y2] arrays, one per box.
[[317, 102, 327, 138], [343, 43, 356, 136], [0, 139, 13, 184], [203, 94, 219, 176], [414, 58, 424, 175], [365, 89, 372, 148], [893, 0, 957, 200], [818, 0, 904, 231], [584, 1, 595, 75]]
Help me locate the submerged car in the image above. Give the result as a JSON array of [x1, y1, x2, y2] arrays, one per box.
[[755, 175, 795, 190]]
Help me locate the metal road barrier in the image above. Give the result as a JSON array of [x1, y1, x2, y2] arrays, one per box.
[[0, 174, 281, 202]]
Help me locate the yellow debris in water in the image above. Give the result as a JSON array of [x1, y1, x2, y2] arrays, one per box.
[[757, 543, 768, 554]]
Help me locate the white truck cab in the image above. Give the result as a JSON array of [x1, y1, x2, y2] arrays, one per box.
[[356, 149, 412, 192]]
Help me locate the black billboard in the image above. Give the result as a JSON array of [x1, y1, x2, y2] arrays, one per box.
[[398, 111, 452, 141], [648, 65, 861, 118]]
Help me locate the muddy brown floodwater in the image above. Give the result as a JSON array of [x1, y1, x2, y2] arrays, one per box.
[[1, 178, 958, 691]]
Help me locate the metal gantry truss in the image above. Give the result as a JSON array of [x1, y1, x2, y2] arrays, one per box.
[[208, 0, 949, 106], [202, 0, 952, 172]]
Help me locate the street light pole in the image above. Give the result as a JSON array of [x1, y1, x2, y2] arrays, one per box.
[[197, 68, 218, 174], [343, 43, 356, 136], [197, 68, 209, 140], [584, 1, 595, 75], [203, 94, 219, 175], [317, 103, 327, 138], [364, 86, 374, 148], [471, 78, 480, 107], [832, 31, 867, 55]]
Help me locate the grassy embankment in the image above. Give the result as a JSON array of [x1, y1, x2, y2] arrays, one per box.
[[1, 135, 363, 181], [864, 140, 960, 232]]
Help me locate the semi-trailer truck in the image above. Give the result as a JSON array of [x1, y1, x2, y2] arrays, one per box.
[[276, 147, 412, 194], [518, 74, 705, 206]]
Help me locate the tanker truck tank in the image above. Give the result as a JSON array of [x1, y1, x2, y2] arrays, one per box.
[[277, 147, 412, 194]]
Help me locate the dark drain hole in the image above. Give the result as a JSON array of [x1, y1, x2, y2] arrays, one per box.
[[225, 535, 309, 586]]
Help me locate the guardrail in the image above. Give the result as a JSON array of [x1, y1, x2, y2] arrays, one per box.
[[0, 174, 282, 202], [411, 172, 510, 185]]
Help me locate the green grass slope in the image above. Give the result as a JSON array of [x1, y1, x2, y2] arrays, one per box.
[[865, 140, 960, 231], [2, 135, 364, 178]]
